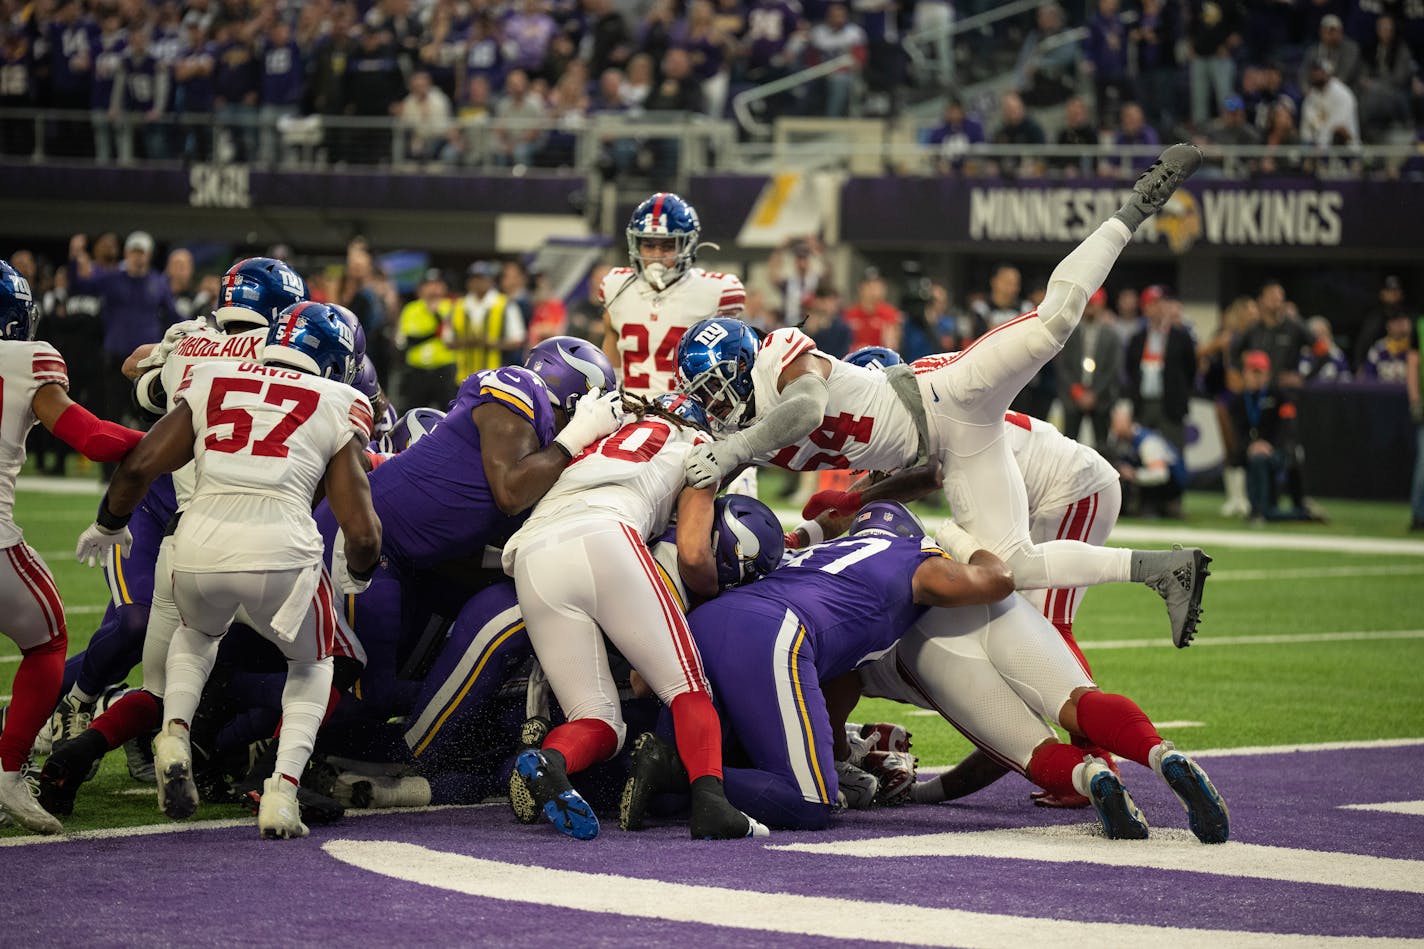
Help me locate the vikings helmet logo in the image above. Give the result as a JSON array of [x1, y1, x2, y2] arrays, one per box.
[[1155, 190, 1203, 255]]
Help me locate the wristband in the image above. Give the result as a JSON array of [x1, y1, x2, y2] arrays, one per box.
[[794, 519, 825, 546], [348, 559, 377, 582], [96, 494, 132, 531], [552, 438, 574, 459]]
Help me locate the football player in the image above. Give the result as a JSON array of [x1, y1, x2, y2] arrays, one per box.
[[857, 555, 1231, 844], [600, 192, 746, 398], [0, 260, 147, 834], [76, 302, 379, 839], [621, 501, 1012, 832], [503, 392, 768, 841], [40, 257, 310, 816], [676, 144, 1211, 648]]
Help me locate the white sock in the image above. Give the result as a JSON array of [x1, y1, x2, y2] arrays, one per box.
[[162, 625, 223, 727], [1037, 220, 1132, 345], [68, 685, 98, 705], [1004, 542, 1132, 590], [273, 658, 333, 782]]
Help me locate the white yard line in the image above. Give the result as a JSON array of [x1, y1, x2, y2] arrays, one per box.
[[1083, 629, 1424, 650], [324, 839, 1424, 948], [1340, 801, 1424, 817]]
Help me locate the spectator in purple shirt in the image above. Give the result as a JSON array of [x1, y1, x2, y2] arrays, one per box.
[[459, 14, 507, 95], [112, 28, 169, 163], [89, 12, 126, 162], [744, 0, 805, 84], [585, 0, 634, 77], [1131, 0, 1181, 135], [172, 16, 216, 160], [925, 97, 985, 174], [213, 20, 260, 161], [503, 0, 558, 76], [1114, 101, 1161, 172], [0, 27, 35, 157], [67, 230, 179, 446], [674, 0, 731, 116], [1084, 0, 1131, 127], [43, 0, 96, 156], [259, 19, 304, 165]]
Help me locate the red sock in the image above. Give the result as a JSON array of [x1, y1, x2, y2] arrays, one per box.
[[543, 718, 619, 775], [92, 688, 162, 750], [1074, 690, 1161, 767], [0, 636, 65, 771], [670, 691, 723, 781], [1027, 741, 1090, 799]]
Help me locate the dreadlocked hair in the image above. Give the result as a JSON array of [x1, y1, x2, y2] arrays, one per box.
[[619, 391, 712, 435]]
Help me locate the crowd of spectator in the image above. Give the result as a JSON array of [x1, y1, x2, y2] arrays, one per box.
[[1, 0, 1419, 175]]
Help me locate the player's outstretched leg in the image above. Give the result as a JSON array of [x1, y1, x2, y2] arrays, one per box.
[[620, 731, 688, 831], [1150, 741, 1230, 844], [1132, 547, 1211, 647], [514, 748, 599, 840], [153, 720, 199, 820]]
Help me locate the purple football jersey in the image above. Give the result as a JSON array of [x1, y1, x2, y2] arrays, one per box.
[[367, 367, 556, 570], [701, 534, 944, 678]]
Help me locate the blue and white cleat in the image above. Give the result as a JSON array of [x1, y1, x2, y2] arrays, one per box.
[[1152, 742, 1230, 844], [514, 749, 599, 841], [1084, 759, 1150, 840]]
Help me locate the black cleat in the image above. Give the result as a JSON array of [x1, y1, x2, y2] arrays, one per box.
[[688, 775, 769, 840], [1154, 743, 1230, 844], [37, 729, 107, 816], [619, 732, 689, 831], [1115, 143, 1203, 231], [514, 749, 598, 840], [1087, 765, 1150, 840]]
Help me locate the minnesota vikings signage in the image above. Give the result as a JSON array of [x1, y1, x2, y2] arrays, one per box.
[[837, 178, 1416, 252]]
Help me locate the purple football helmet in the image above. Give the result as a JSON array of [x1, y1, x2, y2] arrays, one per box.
[[713, 494, 785, 590], [848, 501, 925, 540], [329, 303, 367, 361], [389, 406, 445, 453], [351, 354, 380, 401], [523, 335, 617, 413]]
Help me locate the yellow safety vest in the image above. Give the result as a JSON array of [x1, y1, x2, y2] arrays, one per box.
[[399, 298, 455, 369], [452, 292, 508, 378]]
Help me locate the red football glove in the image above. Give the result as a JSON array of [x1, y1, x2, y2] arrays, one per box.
[[802, 490, 863, 520], [784, 530, 804, 551]]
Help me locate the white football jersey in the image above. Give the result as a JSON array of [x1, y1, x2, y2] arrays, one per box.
[[602, 266, 745, 396], [0, 342, 68, 547], [1005, 411, 1120, 515], [750, 328, 919, 472], [503, 416, 709, 570], [160, 325, 269, 508], [171, 361, 372, 573]]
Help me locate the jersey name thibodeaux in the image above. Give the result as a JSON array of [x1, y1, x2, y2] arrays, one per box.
[[160, 325, 272, 508], [750, 327, 918, 473], [503, 416, 710, 569], [602, 266, 745, 396], [0, 341, 68, 546], [171, 360, 372, 573]]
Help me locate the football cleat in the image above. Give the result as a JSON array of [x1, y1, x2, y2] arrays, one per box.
[[688, 774, 768, 840], [508, 717, 552, 825], [514, 749, 599, 841], [0, 767, 62, 835], [1152, 742, 1230, 844], [1142, 546, 1211, 648], [124, 731, 157, 784], [51, 694, 95, 747], [1032, 752, 1118, 809], [1116, 143, 1203, 230], [257, 775, 309, 840], [1084, 759, 1149, 840], [834, 759, 880, 810], [153, 722, 199, 820], [620, 732, 689, 831], [865, 750, 918, 807]]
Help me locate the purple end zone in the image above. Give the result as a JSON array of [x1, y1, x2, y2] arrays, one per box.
[[5, 744, 1422, 945]]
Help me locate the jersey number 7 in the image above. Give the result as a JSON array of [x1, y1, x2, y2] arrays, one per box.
[[205, 377, 320, 458]]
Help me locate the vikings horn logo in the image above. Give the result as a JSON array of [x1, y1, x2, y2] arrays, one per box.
[[1156, 190, 1203, 255]]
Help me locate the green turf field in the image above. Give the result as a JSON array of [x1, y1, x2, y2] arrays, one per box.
[[4, 479, 1422, 835]]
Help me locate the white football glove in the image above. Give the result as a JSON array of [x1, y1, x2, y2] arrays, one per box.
[[331, 534, 373, 596], [683, 433, 751, 489], [834, 759, 880, 810], [553, 388, 625, 457], [76, 522, 132, 568], [135, 318, 206, 371]]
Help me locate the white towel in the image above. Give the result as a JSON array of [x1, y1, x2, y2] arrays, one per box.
[[271, 562, 323, 644]]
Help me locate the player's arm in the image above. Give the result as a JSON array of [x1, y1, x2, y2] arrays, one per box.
[[674, 484, 718, 600], [32, 383, 145, 464], [105, 401, 197, 518], [123, 343, 158, 380], [914, 749, 1011, 804], [796, 464, 941, 545], [1406, 347, 1420, 422], [685, 352, 831, 489], [911, 549, 1015, 608], [476, 404, 569, 515], [822, 671, 863, 760], [324, 438, 382, 578], [600, 310, 621, 382]]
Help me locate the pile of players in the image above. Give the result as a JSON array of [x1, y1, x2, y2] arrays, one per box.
[[0, 142, 1229, 846]]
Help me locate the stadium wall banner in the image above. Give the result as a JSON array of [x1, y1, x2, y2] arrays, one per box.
[[0, 162, 583, 216], [837, 178, 1424, 252]]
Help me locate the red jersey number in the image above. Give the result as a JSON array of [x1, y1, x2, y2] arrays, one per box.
[[620, 325, 687, 392], [205, 377, 320, 457], [769, 412, 874, 471], [573, 420, 672, 465]]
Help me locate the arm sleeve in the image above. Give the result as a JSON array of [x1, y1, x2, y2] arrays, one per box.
[[725, 371, 828, 463], [51, 403, 145, 463]]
